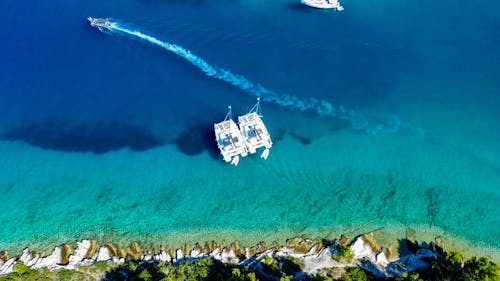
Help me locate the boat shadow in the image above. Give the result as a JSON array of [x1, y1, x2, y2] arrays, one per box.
[[1, 120, 164, 154], [173, 123, 220, 160]]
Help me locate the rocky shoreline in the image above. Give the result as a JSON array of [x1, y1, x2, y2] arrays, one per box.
[[0, 233, 497, 280]]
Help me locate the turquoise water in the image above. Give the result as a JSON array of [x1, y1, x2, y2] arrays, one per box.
[[0, 0, 499, 258]]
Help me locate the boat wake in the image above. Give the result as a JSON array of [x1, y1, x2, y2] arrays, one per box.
[[91, 18, 410, 135]]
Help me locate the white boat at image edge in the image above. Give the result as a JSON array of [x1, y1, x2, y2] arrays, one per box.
[[301, 0, 344, 10], [214, 98, 272, 166]]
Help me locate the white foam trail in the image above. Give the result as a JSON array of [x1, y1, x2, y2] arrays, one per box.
[[108, 23, 405, 134]]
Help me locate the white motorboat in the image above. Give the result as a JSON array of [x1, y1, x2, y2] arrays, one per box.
[[301, 0, 344, 10]]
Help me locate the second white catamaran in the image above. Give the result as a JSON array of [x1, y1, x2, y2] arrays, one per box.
[[214, 98, 273, 166]]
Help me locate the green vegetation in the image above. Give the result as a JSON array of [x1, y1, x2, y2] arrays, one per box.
[[392, 251, 499, 281], [280, 256, 304, 276], [332, 236, 354, 263], [340, 267, 374, 281]]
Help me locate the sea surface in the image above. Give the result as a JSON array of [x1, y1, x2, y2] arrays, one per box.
[[1, 0, 499, 259]]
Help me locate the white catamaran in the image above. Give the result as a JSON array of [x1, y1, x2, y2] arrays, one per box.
[[214, 98, 273, 165], [214, 106, 248, 166], [237, 98, 273, 160]]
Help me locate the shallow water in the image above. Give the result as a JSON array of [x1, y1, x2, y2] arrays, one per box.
[[0, 0, 499, 259]]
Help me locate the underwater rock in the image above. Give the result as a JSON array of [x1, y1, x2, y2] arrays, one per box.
[[183, 243, 189, 258], [231, 241, 246, 260], [126, 242, 142, 260], [204, 241, 212, 253], [85, 240, 99, 259], [61, 243, 73, 265], [285, 236, 318, 254], [255, 241, 268, 254], [0, 251, 8, 262], [104, 243, 118, 257]]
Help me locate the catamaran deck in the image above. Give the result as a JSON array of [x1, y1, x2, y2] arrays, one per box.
[[238, 112, 272, 154], [214, 119, 247, 164]]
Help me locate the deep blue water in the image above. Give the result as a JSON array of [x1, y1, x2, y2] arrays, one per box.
[[0, 0, 499, 257]]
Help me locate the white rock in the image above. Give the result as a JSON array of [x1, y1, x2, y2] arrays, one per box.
[[25, 253, 40, 268], [0, 258, 17, 275], [69, 240, 91, 265], [164, 252, 172, 263], [90, 252, 99, 261], [19, 248, 30, 264], [220, 248, 236, 263], [176, 248, 184, 261], [375, 251, 389, 266], [97, 247, 111, 261], [190, 248, 201, 259], [306, 244, 319, 256], [154, 251, 170, 263], [303, 247, 336, 274], [142, 255, 152, 261], [111, 257, 125, 264], [210, 248, 221, 260], [33, 246, 62, 269], [350, 237, 376, 261]]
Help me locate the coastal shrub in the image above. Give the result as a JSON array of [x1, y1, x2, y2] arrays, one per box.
[[280, 256, 304, 275], [261, 256, 282, 277], [138, 269, 153, 281], [402, 252, 500, 281], [0, 262, 41, 281], [56, 268, 86, 281], [340, 267, 374, 281], [394, 272, 423, 281], [332, 242, 353, 263], [429, 251, 463, 280], [463, 256, 499, 281], [310, 275, 333, 281]]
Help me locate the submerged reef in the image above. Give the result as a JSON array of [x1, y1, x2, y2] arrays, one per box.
[[0, 234, 498, 280], [2, 121, 164, 153]]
